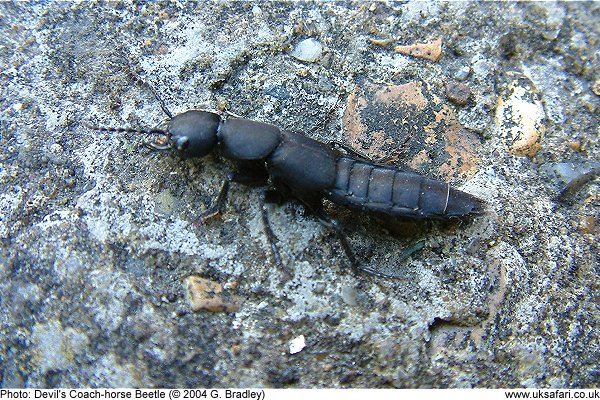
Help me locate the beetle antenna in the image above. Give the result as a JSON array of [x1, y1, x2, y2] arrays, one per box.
[[83, 121, 167, 137], [124, 66, 173, 119]]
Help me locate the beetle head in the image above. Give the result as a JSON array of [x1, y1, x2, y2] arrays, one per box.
[[161, 110, 220, 158], [86, 110, 221, 159]]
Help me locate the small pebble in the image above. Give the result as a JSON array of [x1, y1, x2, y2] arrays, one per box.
[[578, 216, 596, 234], [49, 143, 63, 154], [369, 37, 396, 46], [453, 66, 471, 81], [185, 276, 240, 313], [289, 335, 306, 354], [154, 190, 176, 216], [291, 38, 323, 63], [446, 81, 471, 105], [569, 141, 582, 152], [592, 80, 600, 96], [547, 161, 600, 185], [251, 5, 262, 15], [313, 282, 326, 294], [340, 371, 359, 384], [543, 161, 600, 202], [495, 73, 545, 157], [471, 58, 492, 80], [341, 286, 358, 306]]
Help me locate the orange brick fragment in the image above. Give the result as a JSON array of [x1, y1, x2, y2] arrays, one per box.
[[395, 38, 442, 62]]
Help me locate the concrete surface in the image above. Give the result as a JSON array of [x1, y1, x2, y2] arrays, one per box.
[[0, 1, 598, 388]]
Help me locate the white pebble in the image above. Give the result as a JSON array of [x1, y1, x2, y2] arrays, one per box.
[[291, 39, 323, 63], [289, 335, 306, 354], [50, 143, 63, 154]]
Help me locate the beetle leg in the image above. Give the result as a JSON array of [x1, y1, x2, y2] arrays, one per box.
[[313, 209, 361, 275], [315, 209, 420, 279], [199, 162, 266, 223], [283, 192, 364, 276], [329, 141, 373, 162], [199, 179, 230, 223], [259, 195, 283, 268], [229, 161, 270, 187]]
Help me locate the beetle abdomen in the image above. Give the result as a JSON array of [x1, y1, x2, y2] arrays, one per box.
[[327, 156, 483, 219]]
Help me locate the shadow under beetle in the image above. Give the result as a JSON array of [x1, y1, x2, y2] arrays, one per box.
[[87, 73, 484, 277]]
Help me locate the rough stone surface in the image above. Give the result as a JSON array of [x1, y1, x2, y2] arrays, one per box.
[[0, 1, 598, 388], [343, 81, 481, 182]]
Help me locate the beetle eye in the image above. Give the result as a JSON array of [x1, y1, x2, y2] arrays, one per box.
[[175, 137, 190, 152]]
